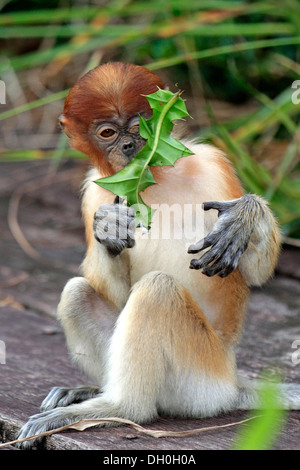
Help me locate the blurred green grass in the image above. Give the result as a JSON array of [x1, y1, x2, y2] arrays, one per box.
[[0, 0, 299, 239], [232, 376, 287, 450]]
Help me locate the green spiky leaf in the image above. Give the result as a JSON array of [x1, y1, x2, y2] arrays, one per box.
[[94, 88, 192, 228]]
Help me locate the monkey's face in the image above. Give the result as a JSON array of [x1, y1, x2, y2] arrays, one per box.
[[59, 62, 166, 175], [90, 116, 146, 173]]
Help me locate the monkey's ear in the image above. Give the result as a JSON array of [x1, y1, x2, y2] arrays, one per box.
[[58, 114, 67, 130]]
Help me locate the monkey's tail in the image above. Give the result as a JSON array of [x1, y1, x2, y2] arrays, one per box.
[[236, 376, 300, 410]]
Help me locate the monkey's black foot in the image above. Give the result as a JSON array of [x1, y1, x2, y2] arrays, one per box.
[[188, 196, 260, 277], [16, 408, 75, 449], [93, 203, 136, 256], [40, 385, 100, 412]]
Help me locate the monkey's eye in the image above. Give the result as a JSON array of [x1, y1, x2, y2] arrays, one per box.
[[96, 125, 118, 142], [129, 124, 139, 134], [101, 128, 115, 137]]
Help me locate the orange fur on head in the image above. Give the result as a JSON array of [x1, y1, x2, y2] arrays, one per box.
[[61, 62, 165, 175]]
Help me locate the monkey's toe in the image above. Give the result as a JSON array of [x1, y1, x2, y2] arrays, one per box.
[[15, 410, 59, 449], [40, 385, 100, 411]]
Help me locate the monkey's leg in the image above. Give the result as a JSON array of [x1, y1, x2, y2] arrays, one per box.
[[17, 272, 238, 449], [57, 276, 117, 383], [82, 202, 135, 310], [188, 194, 281, 285], [41, 277, 118, 412], [41, 202, 135, 412], [236, 376, 300, 411], [104, 271, 239, 420]]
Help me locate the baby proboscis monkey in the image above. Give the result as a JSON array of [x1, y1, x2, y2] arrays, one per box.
[[17, 63, 300, 448]]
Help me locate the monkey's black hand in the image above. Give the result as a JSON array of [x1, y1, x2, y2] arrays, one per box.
[[188, 195, 260, 278], [93, 203, 136, 256]]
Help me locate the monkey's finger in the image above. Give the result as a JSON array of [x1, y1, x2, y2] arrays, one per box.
[[114, 204, 135, 220], [126, 233, 136, 248], [189, 243, 220, 269], [127, 206, 135, 218], [40, 387, 65, 411], [189, 258, 203, 270], [202, 201, 224, 212], [196, 249, 228, 276], [190, 235, 236, 272], [189, 257, 220, 272], [217, 261, 237, 278], [202, 250, 237, 276], [188, 219, 237, 254], [213, 241, 247, 278], [187, 237, 213, 254], [202, 200, 237, 214], [218, 245, 247, 278], [190, 232, 231, 264], [202, 261, 225, 277], [114, 196, 126, 205]]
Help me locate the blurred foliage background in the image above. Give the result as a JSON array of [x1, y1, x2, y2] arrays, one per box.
[[0, 0, 300, 240]]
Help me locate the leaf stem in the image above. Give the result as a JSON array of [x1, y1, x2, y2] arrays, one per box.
[[135, 90, 181, 209]]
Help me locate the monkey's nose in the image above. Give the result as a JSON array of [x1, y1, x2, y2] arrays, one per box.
[[121, 141, 136, 158]]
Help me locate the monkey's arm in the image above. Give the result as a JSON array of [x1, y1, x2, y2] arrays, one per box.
[[81, 175, 135, 310], [188, 194, 281, 286]]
